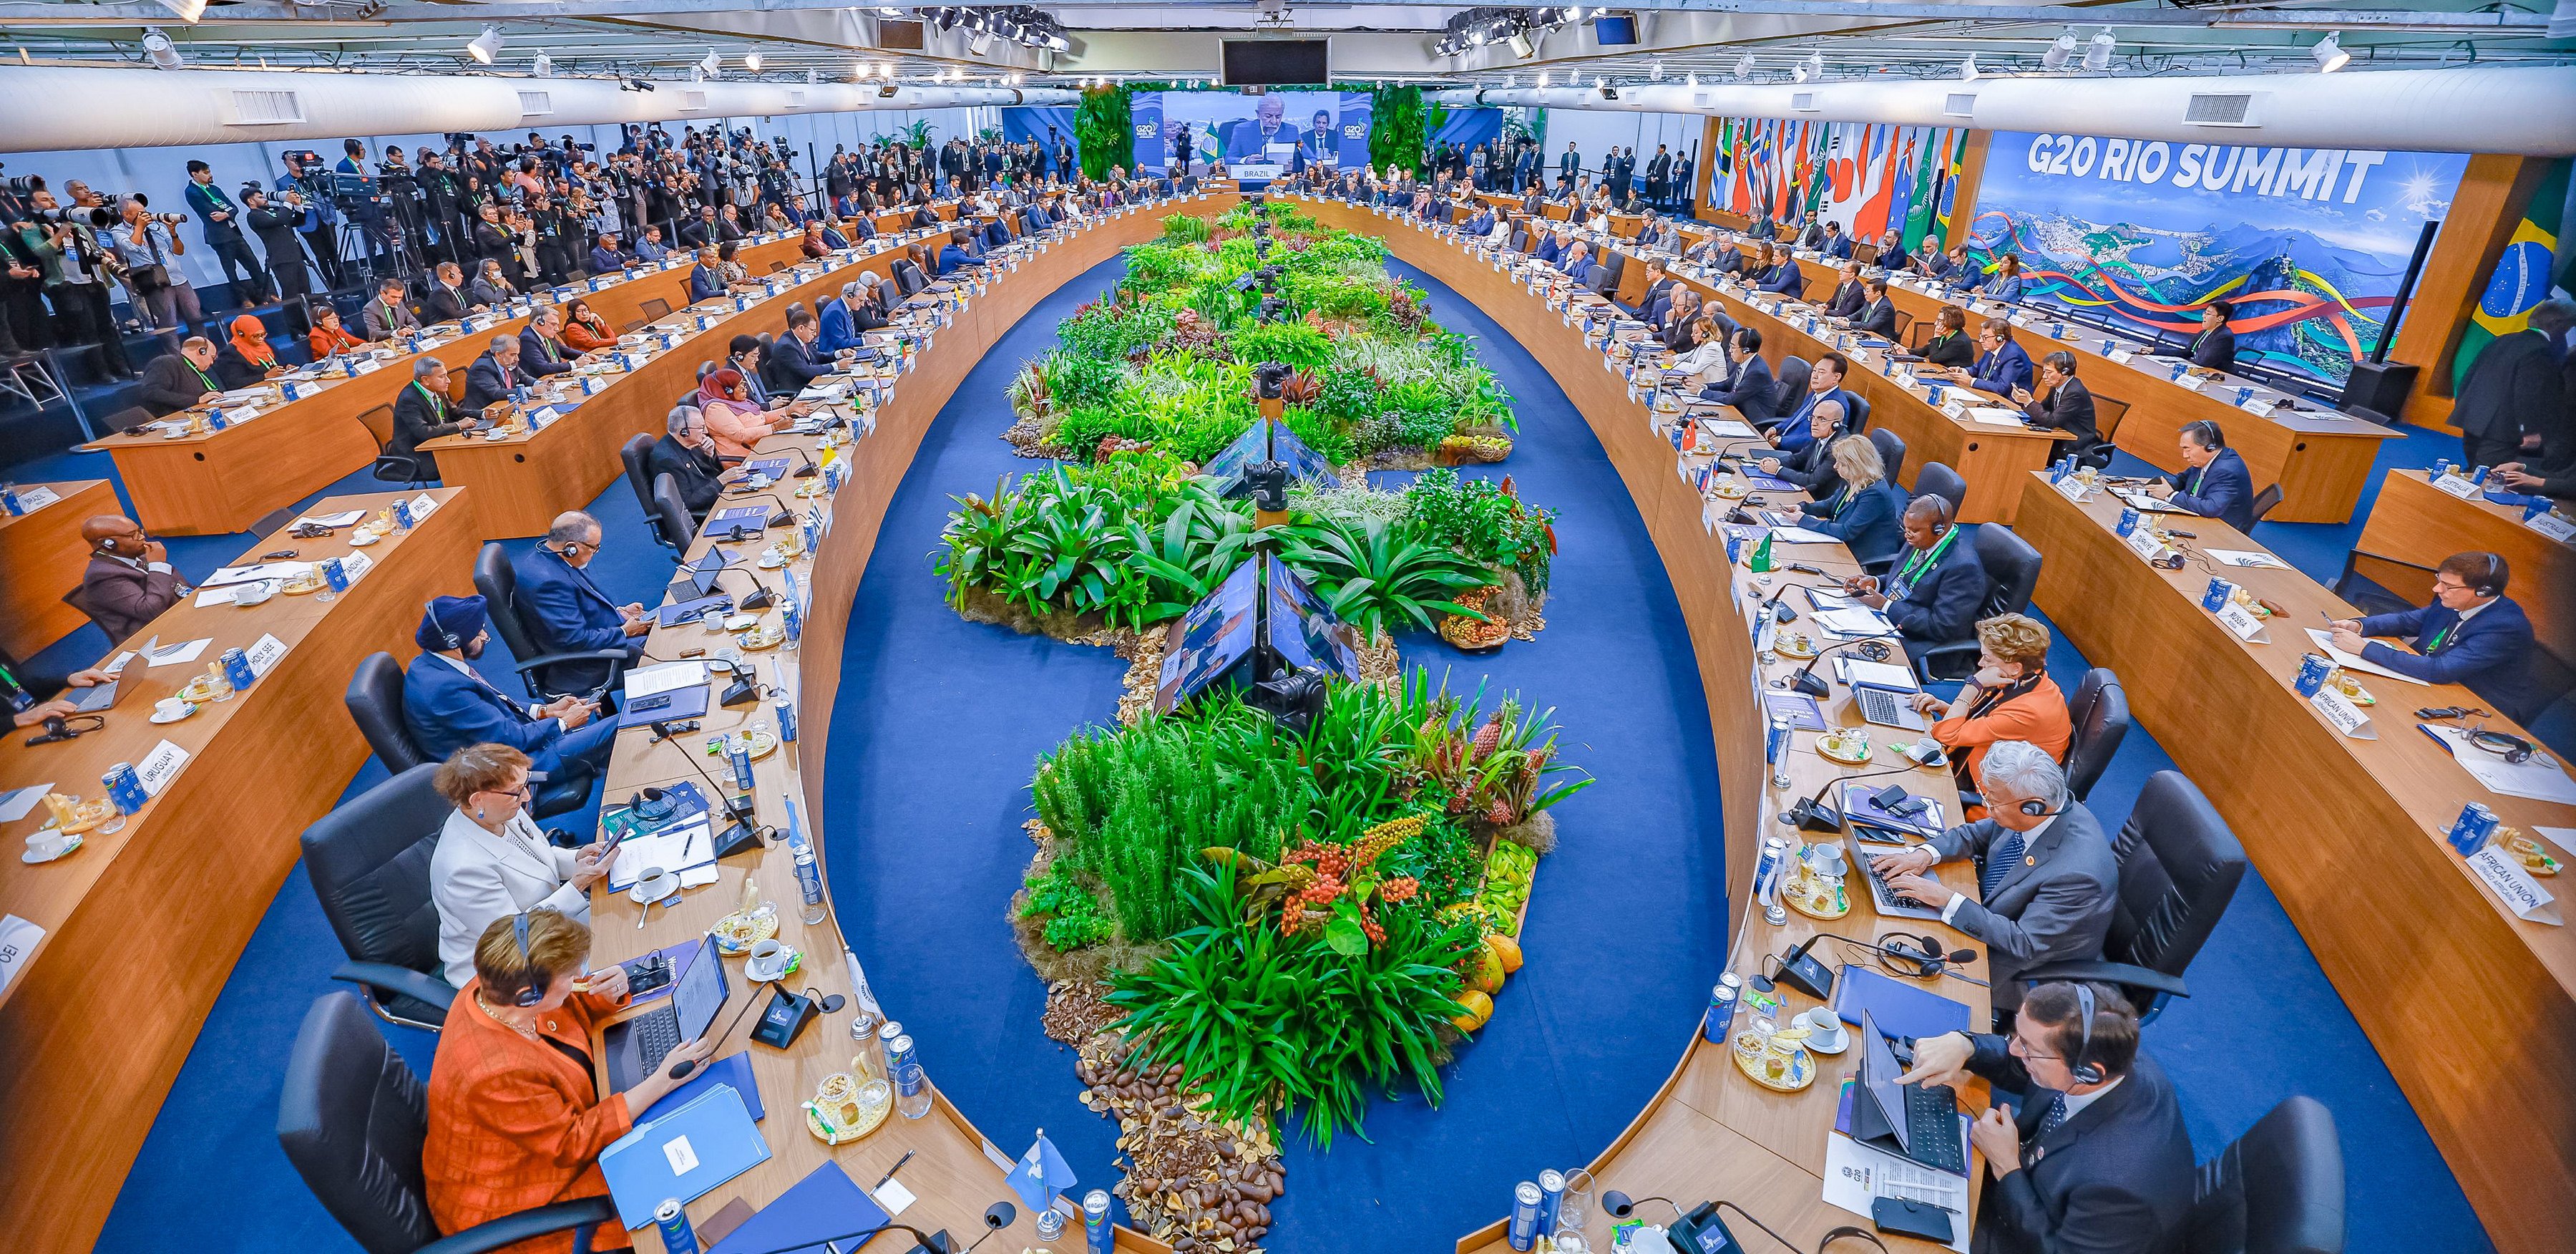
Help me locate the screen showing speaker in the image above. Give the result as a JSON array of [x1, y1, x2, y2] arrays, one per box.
[[1129, 89, 1375, 183]]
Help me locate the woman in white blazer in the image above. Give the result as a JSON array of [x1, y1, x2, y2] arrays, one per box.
[[430, 742, 610, 988]]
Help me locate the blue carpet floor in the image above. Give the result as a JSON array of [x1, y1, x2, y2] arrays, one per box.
[[66, 246, 2497, 1250]]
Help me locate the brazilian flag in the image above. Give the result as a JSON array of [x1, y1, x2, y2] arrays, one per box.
[[2453, 157, 2573, 391]]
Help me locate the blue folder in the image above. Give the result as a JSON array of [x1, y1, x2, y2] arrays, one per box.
[[598, 1083, 771, 1229], [707, 1160, 895, 1254], [639, 1051, 766, 1125], [1832, 966, 1974, 1041]]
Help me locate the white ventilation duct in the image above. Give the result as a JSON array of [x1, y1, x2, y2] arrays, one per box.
[[1433, 66, 2576, 157], [0, 65, 1076, 152]]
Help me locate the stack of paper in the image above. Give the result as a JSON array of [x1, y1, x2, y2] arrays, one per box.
[[609, 821, 721, 892]]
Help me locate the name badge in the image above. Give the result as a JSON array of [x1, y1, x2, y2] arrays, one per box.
[[2430, 472, 2482, 500], [2308, 686, 2376, 739], [2467, 845, 2562, 925], [137, 739, 193, 798], [2213, 600, 2269, 643]]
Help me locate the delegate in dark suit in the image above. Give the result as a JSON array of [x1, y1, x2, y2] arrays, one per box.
[[2449, 327, 2565, 469], [390, 380, 479, 480], [516, 326, 574, 377], [423, 279, 474, 322], [1757, 256, 1805, 294], [463, 351, 535, 409], [2356, 597, 2537, 724], [1769, 433, 1840, 495], [646, 432, 726, 520], [1953, 1031, 2195, 1254], [1853, 294, 1899, 340], [1966, 340, 2035, 397], [1825, 278, 1868, 319], [2160, 446, 2255, 533], [2022, 375, 2101, 464], [769, 331, 833, 392], [137, 352, 218, 417], [1801, 477, 1907, 568], [1702, 355, 1776, 426], [400, 654, 613, 781], [688, 263, 727, 302], [1922, 802, 2119, 1010], [2181, 322, 2237, 371], [1882, 530, 1986, 668], [75, 553, 183, 645], [1921, 327, 1976, 370], [511, 545, 645, 664]]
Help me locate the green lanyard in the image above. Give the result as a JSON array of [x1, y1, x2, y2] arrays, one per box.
[[411, 380, 445, 417], [1894, 525, 1959, 588], [2427, 621, 2458, 653], [188, 360, 220, 392]]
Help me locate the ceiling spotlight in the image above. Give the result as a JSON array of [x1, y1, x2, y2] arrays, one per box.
[[881, 62, 894, 77], [1537, 69, 1551, 87], [2082, 29, 2114, 72], [531, 52, 551, 76], [877, 6, 904, 16], [687, 65, 705, 84], [1735, 54, 1756, 79], [701, 48, 721, 77], [466, 24, 502, 64], [1805, 51, 1825, 80], [1960, 54, 1979, 80], [1508, 31, 1535, 59], [2312, 30, 2350, 72], [154, 0, 206, 22], [2042, 31, 2077, 70], [1651, 61, 1664, 81], [140, 25, 183, 69], [806, 68, 819, 84], [744, 51, 762, 72]]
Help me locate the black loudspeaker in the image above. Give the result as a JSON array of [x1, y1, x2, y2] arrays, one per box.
[[2338, 360, 2416, 421]]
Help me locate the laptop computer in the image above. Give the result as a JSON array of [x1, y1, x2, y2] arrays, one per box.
[[1841, 658, 1929, 732], [1851, 1008, 1969, 1175], [597, 933, 728, 1093], [665, 548, 735, 602], [1848, 831, 1946, 921]]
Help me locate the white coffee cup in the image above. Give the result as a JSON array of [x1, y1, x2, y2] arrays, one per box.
[[26, 830, 74, 860], [1800, 1006, 1849, 1051], [233, 580, 277, 607], [747, 938, 791, 978], [154, 696, 194, 720]]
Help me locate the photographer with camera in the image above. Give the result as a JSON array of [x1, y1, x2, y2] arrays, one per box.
[[11, 185, 135, 379], [107, 195, 203, 338], [278, 152, 343, 289], [240, 187, 313, 335], [333, 139, 396, 279], [184, 160, 270, 308], [419, 150, 467, 265]]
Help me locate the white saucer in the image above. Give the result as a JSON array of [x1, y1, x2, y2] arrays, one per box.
[[348, 533, 380, 546], [744, 954, 793, 982], [23, 835, 82, 864], [629, 875, 679, 905], [1805, 1031, 1851, 1056], [150, 705, 196, 724], [758, 553, 786, 570]]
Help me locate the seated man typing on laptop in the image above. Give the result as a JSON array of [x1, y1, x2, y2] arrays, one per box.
[[1893, 981, 2194, 1254], [1866, 742, 2115, 1016]]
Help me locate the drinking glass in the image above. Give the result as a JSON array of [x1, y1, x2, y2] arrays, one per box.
[[1560, 1169, 1595, 1237], [894, 1064, 932, 1119]]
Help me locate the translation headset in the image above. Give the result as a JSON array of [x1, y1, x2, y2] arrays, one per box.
[[2459, 551, 2507, 598], [2016, 774, 2072, 820], [424, 599, 464, 651], [509, 910, 549, 1008], [2068, 983, 2106, 1086]]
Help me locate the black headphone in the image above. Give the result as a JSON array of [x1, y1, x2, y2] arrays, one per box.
[[2068, 983, 2105, 1085], [2016, 769, 2073, 819], [2181, 419, 2226, 450], [424, 599, 463, 651], [509, 910, 549, 1007]]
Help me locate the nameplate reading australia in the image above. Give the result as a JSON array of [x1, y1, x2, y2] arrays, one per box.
[[2431, 473, 2482, 500], [2527, 511, 2576, 546], [2051, 477, 2092, 504]]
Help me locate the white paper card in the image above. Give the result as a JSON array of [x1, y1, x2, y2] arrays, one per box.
[[2466, 845, 2560, 924], [1822, 1131, 1970, 1253], [872, 1177, 919, 1216], [2207, 549, 2285, 569], [298, 509, 366, 528], [13, 486, 60, 512], [2215, 601, 2270, 643], [2310, 687, 2376, 739], [245, 633, 288, 678], [624, 661, 709, 699], [0, 784, 52, 823], [2430, 472, 2482, 500], [2526, 511, 2575, 545], [136, 739, 190, 797], [337, 548, 375, 585], [2302, 628, 2430, 686], [202, 560, 315, 588], [409, 492, 439, 520], [0, 914, 45, 1000], [1970, 407, 2029, 427], [145, 637, 213, 667], [660, 1134, 699, 1175], [2123, 528, 2169, 562], [2424, 725, 2576, 805]]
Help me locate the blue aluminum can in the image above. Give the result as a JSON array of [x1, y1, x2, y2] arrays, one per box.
[[2294, 653, 2332, 698], [1508, 1182, 1543, 1251], [221, 647, 257, 692], [2451, 803, 2499, 855], [1765, 716, 1792, 766], [1537, 1169, 1566, 1235], [104, 764, 148, 815], [2115, 507, 2141, 538], [774, 695, 798, 743], [878, 1019, 907, 1071], [320, 556, 350, 592], [889, 1035, 921, 1088], [1703, 974, 1742, 1044], [1083, 1190, 1113, 1254], [655, 1199, 701, 1254], [728, 735, 756, 791], [2201, 578, 2233, 612]]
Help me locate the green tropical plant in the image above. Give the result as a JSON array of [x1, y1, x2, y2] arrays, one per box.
[[904, 119, 936, 149], [1278, 517, 1495, 639], [1367, 84, 1429, 175], [1075, 84, 1133, 179]]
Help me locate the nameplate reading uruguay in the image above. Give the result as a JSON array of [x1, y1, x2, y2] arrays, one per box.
[[137, 739, 192, 798]]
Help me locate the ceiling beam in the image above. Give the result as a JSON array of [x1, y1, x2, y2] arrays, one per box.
[[0, 0, 2553, 32]]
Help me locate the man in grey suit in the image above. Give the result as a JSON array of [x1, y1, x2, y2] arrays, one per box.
[[1869, 741, 2117, 1015], [2451, 298, 2571, 470]]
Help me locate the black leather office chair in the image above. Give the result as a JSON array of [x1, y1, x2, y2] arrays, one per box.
[[894, 259, 928, 295], [1912, 462, 1967, 516], [1918, 524, 2042, 680], [618, 434, 669, 550], [1584, 261, 1617, 298], [472, 543, 631, 704], [301, 764, 457, 1029], [1509, 228, 1529, 253], [343, 652, 595, 820], [2023, 770, 2247, 1024], [279, 992, 616, 1254], [2084, 396, 2129, 470], [1840, 390, 1872, 433], [2186, 1095, 2344, 1254], [2064, 668, 2131, 802], [2247, 482, 2284, 527], [653, 472, 698, 552], [1770, 356, 1811, 417], [1868, 427, 1906, 485]]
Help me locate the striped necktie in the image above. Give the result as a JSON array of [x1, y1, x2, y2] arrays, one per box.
[[1980, 830, 2026, 900]]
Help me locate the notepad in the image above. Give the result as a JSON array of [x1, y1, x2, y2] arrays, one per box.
[[599, 1083, 770, 1229], [1833, 966, 1973, 1040], [706, 1161, 892, 1254]]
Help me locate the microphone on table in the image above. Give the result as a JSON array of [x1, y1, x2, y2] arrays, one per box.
[[713, 492, 796, 539], [713, 565, 775, 612], [1780, 758, 1922, 832], [650, 719, 758, 827], [786, 444, 820, 478], [1780, 632, 1904, 698]]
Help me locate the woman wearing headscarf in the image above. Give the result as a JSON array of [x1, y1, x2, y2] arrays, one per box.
[[214, 314, 285, 387], [559, 298, 616, 353], [696, 367, 786, 460]]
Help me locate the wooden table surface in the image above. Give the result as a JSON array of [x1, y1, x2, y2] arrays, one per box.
[[1649, 225, 2399, 525], [0, 487, 472, 1254], [2014, 472, 2576, 1254], [75, 218, 942, 538], [1299, 198, 1987, 1254], [2353, 470, 2575, 667], [0, 479, 116, 658], [592, 194, 1238, 1254]]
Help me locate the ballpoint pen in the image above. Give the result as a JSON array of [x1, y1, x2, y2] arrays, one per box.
[[874, 1148, 915, 1190]]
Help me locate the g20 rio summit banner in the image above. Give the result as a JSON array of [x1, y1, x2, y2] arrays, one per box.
[[1968, 130, 2468, 386]]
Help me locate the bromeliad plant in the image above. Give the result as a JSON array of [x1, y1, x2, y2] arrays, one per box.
[[1274, 516, 1496, 640]]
